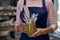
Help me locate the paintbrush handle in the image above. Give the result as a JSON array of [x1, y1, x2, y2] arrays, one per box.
[[34, 17, 37, 23]]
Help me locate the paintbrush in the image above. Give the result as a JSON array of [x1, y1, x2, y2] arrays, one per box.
[[24, 5, 31, 24]]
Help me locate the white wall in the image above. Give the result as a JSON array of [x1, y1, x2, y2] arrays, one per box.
[[58, 0, 60, 29], [54, 0, 60, 32]]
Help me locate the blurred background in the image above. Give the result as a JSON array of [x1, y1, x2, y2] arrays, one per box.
[[0, 0, 60, 40]]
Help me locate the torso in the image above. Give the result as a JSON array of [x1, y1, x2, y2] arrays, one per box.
[[20, 0, 50, 40], [20, 0, 48, 28]]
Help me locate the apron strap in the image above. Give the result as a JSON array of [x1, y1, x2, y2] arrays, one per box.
[[24, 0, 26, 5], [42, 0, 45, 7]]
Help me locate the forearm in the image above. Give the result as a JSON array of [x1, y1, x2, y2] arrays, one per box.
[[42, 27, 53, 34], [40, 24, 57, 35]]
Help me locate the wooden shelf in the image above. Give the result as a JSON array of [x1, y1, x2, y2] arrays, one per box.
[[0, 15, 16, 17], [0, 7, 16, 32]]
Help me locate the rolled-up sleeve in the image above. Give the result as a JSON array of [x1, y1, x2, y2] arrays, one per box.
[[46, 1, 57, 31], [15, 0, 23, 28]]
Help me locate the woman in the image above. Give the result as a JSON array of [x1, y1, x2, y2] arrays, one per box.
[[15, 0, 57, 40]]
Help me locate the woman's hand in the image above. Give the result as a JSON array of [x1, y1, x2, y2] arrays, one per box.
[[29, 28, 44, 37], [16, 23, 27, 33], [16, 24, 24, 32], [29, 26, 54, 37]]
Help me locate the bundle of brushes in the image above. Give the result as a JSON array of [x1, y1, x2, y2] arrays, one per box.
[[22, 5, 38, 35]]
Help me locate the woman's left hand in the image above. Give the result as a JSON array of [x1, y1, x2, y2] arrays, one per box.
[[29, 28, 44, 37]]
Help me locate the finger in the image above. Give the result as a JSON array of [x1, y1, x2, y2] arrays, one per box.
[[31, 31, 39, 37], [29, 31, 38, 37], [23, 28, 27, 33], [29, 35, 36, 37], [29, 35, 33, 37], [36, 28, 40, 31]]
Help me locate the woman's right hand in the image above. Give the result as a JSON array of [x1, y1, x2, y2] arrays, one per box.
[[16, 23, 28, 33], [16, 24, 24, 32]]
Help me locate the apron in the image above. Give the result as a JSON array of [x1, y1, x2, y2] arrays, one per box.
[[20, 0, 50, 40]]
